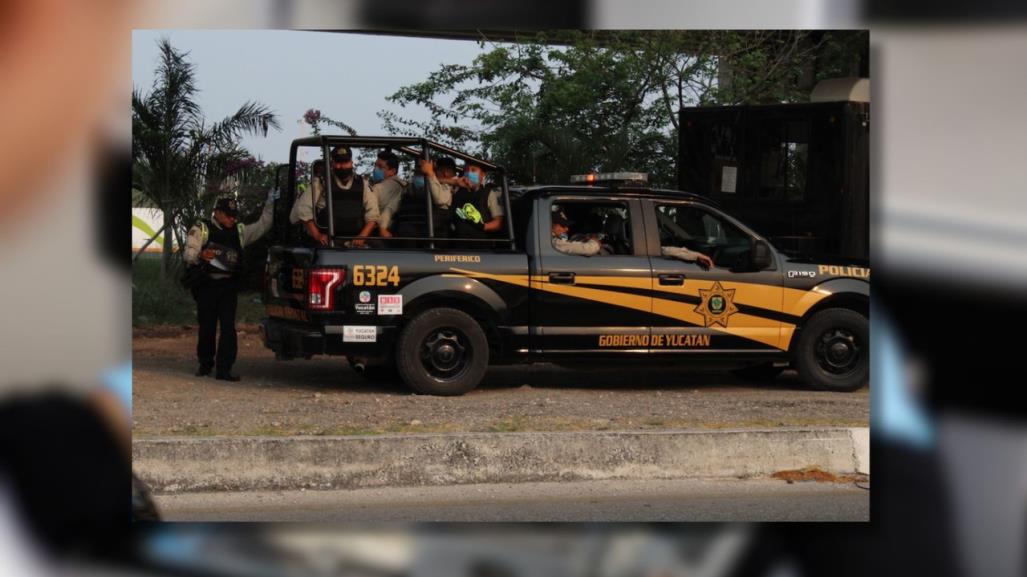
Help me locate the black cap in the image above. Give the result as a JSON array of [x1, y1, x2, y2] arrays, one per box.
[[552, 212, 572, 227], [377, 149, 399, 171], [330, 146, 352, 162], [214, 197, 239, 217], [435, 156, 456, 171]]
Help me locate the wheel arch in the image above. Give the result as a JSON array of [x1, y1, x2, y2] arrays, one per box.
[[398, 275, 507, 355], [788, 280, 869, 355]]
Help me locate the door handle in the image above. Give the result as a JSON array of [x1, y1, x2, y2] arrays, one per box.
[[658, 274, 685, 286], [548, 272, 576, 285]]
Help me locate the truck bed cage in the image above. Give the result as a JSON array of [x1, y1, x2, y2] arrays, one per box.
[[287, 135, 514, 250]]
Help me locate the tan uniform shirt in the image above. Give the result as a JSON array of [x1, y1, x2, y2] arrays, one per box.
[[426, 174, 455, 209], [428, 176, 505, 218], [553, 235, 601, 256], [373, 175, 407, 231], [289, 174, 378, 226], [184, 199, 274, 267], [661, 245, 706, 263]]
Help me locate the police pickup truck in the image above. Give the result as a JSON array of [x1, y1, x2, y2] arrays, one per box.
[[261, 136, 869, 395]]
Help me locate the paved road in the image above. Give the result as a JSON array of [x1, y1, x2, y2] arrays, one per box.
[[156, 479, 869, 522]]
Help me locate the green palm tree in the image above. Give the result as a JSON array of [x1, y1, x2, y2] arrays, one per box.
[[133, 37, 280, 281]]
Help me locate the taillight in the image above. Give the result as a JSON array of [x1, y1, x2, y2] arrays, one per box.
[[307, 268, 346, 310]]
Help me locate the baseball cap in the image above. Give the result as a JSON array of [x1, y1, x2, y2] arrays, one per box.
[[552, 211, 572, 227], [330, 146, 352, 163], [214, 197, 239, 217]]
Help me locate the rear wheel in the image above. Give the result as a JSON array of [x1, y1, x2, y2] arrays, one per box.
[[395, 308, 489, 396], [795, 308, 868, 392]]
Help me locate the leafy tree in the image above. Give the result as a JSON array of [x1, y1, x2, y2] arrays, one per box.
[[132, 37, 280, 280], [381, 31, 865, 188]]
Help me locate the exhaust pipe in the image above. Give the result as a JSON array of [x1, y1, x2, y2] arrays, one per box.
[[350, 356, 368, 373]]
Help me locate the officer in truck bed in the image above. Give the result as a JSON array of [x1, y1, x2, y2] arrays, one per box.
[[289, 146, 379, 247], [450, 160, 505, 241]]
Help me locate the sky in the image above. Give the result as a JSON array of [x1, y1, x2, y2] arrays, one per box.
[[132, 30, 487, 164]]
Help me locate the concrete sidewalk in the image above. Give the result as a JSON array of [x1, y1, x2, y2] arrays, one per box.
[[134, 427, 869, 494]]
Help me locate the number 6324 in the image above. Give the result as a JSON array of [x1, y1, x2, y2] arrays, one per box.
[[351, 265, 400, 287]]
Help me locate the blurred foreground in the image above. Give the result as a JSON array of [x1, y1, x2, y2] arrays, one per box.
[[1, 1, 1026, 577]]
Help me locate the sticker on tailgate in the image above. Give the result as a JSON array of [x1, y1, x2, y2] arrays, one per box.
[[377, 295, 403, 315], [343, 326, 377, 342]]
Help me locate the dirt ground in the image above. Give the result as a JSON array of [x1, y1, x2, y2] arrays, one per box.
[[133, 325, 869, 438]]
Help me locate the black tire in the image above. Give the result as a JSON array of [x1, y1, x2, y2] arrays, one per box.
[[732, 363, 785, 382], [795, 308, 868, 392], [395, 307, 489, 396]]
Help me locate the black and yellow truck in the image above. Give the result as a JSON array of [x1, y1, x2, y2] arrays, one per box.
[[261, 136, 869, 395]]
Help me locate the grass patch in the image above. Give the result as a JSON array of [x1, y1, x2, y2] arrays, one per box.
[[132, 254, 264, 327]]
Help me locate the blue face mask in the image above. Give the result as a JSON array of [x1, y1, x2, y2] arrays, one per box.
[[413, 175, 426, 191], [557, 232, 568, 241], [466, 171, 480, 186], [371, 168, 385, 183]]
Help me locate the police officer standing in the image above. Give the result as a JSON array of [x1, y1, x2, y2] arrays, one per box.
[[184, 192, 275, 381]]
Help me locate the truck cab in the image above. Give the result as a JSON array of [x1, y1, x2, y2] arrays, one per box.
[[261, 136, 869, 395]]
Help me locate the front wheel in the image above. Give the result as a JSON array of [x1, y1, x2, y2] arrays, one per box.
[[395, 308, 489, 396], [795, 308, 868, 392]]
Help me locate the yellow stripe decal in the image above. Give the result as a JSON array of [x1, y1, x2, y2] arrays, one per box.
[[783, 286, 833, 318], [443, 269, 836, 351]]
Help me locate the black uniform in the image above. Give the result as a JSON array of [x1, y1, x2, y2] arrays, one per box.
[[315, 174, 366, 238], [451, 185, 494, 240], [192, 220, 244, 376]]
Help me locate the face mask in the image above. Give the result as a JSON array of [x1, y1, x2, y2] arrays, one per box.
[[334, 167, 353, 180], [371, 168, 385, 184], [557, 233, 568, 241], [413, 175, 426, 191], [466, 171, 480, 186]]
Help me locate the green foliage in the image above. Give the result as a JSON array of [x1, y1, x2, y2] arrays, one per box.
[[132, 254, 266, 327], [381, 31, 866, 189], [133, 37, 281, 279]]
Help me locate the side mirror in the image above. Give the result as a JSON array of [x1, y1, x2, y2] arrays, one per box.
[[751, 239, 772, 271]]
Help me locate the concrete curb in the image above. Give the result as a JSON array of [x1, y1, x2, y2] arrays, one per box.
[[134, 427, 870, 494]]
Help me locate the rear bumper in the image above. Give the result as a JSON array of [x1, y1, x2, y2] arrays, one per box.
[[260, 317, 397, 360]]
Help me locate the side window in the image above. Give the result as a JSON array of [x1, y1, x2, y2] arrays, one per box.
[[758, 119, 809, 202], [654, 203, 752, 266], [550, 201, 632, 256]]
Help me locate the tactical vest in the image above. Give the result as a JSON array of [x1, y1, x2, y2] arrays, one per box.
[[199, 220, 244, 277], [316, 174, 365, 237], [451, 186, 493, 239]]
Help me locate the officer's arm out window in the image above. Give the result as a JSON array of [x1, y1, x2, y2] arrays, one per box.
[[656, 204, 750, 267]]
